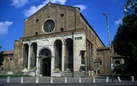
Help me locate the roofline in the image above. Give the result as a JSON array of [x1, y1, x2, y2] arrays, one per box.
[[3, 50, 14, 55], [24, 2, 80, 21], [80, 13, 105, 47], [97, 47, 109, 50]]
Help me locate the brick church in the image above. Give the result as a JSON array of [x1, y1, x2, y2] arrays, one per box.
[[12, 2, 124, 77]]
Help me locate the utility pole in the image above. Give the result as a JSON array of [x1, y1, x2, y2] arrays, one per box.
[[103, 13, 114, 82], [103, 13, 111, 47]]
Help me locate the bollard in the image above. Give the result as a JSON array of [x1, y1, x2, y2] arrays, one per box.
[[79, 77, 81, 83], [106, 77, 109, 82], [131, 76, 134, 82], [7, 76, 10, 83], [91, 71, 94, 77], [21, 77, 23, 83], [88, 71, 91, 76], [117, 76, 121, 82], [64, 77, 67, 83], [50, 77, 53, 83], [93, 77, 95, 83], [36, 76, 39, 83]]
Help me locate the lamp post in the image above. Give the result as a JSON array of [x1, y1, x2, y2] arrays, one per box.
[[103, 13, 114, 82]]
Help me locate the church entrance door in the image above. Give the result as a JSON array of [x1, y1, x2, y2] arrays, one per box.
[[42, 58, 51, 76], [39, 48, 51, 76]]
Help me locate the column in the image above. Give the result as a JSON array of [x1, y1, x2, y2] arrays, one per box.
[[51, 46, 55, 76], [62, 43, 66, 71], [28, 43, 31, 71], [36, 50, 39, 76]]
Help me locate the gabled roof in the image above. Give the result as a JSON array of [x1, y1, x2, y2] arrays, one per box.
[[26, 2, 80, 20], [25, 2, 105, 46]]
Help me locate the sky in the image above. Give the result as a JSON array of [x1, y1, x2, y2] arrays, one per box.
[[0, 0, 126, 50]]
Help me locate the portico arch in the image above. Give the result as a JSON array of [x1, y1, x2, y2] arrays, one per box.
[[65, 38, 73, 71], [23, 44, 29, 68], [54, 40, 62, 71], [30, 43, 37, 69]]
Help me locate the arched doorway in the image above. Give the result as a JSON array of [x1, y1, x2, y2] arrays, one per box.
[[39, 48, 51, 76]]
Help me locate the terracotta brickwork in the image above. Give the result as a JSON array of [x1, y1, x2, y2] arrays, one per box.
[[97, 47, 111, 74], [14, 3, 107, 76], [13, 40, 23, 73]]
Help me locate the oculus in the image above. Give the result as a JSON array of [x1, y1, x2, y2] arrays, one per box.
[[43, 19, 55, 33]]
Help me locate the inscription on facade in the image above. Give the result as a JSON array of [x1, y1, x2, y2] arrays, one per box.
[[75, 37, 82, 40]]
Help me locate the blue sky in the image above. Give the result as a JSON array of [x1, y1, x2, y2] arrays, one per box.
[[0, 0, 126, 50]]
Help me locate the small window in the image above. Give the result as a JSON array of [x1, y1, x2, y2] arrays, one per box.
[[36, 19, 39, 22], [35, 32, 38, 35], [60, 13, 64, 17], [60, 28, 64, 32]]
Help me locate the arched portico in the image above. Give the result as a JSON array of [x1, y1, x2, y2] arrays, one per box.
[[23, 44, 29, 69], [54, 40, 62, 71], [65, 38, 73, 72], [30, 43, 37, 69]]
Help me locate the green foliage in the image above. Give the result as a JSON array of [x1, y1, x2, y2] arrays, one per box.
[[0, 46, 4, 66], [112, 0, 137, 75], [124, 0, 137, 15], [113, 14, 137, 55], [115, 64, 127, 75]]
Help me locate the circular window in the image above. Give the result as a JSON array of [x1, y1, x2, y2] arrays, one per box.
[[43, 19, 55, 33]]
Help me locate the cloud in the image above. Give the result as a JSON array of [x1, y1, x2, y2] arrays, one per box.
[[73, 5, 86, 11], [51, 0, 66, 5], [11, 0, 29, 8], [24, 0, 67, 17], [115, 17, 123, 25], [0, 21, 13, 35]]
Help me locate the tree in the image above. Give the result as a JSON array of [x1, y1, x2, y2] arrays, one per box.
[[0, 46, 4, 66], [112, 0, 137, 75], [124, 0, 137, 15]]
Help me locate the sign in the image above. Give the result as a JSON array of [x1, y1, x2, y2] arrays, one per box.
[[111, 62, 114, 70]]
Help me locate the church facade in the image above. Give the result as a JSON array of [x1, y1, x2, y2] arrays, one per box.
[[13, 3, 110, 77]]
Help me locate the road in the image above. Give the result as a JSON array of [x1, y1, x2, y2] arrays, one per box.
[[0, 82, 137, 86]]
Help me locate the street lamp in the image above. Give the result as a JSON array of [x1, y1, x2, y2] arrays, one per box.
[[103, 13, 114, 82]]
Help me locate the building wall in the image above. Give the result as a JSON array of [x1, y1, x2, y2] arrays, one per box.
[[21, 32, 86, 76], [2, 51, 14, 74], [97, 48, 111, 75], [24, 4, 80, 37], [23, 3, 104, 48], [13, 40, 23, 73], [14, 3, 105, 76]]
